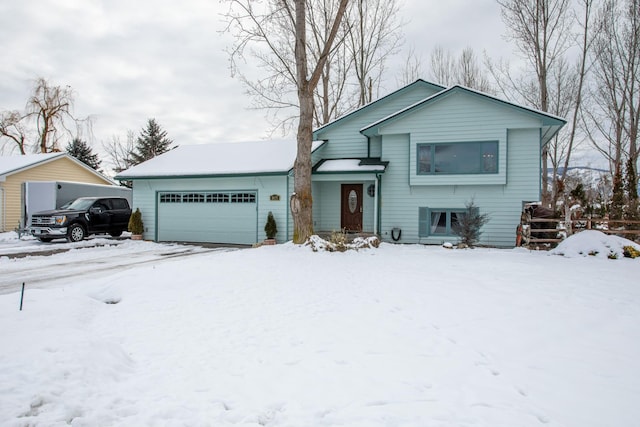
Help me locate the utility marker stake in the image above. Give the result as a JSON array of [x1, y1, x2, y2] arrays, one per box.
[[20, 283, 25, 311]]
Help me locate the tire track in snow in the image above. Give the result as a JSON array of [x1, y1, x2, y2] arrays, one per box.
[[0, 247, 234, 295]]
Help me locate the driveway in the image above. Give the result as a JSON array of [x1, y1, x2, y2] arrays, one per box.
[[0, 236, 239, 295]]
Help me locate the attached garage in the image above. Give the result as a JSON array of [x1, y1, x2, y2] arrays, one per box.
[[157, 191, 258, 244], [115, 140, 326, 244]]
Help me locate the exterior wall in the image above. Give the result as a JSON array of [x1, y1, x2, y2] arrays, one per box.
[[0, 157, 112, 231], [369, 136, 382, 158], [379, 128, 541, 247], [131, 175, 289, 243], [380, 92, 542, 187], [315, 84, 441, 159]]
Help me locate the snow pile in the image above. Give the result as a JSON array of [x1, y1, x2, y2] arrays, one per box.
[[551, 230, 640, 259]]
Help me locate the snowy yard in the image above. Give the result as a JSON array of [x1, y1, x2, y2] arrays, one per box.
[[0, 231, 639, 426]]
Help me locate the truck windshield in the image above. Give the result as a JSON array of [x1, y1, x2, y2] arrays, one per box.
[[64, 198, 96, 210]]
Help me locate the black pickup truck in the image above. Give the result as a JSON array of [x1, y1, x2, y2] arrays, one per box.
[[29, 197, 132, 243]]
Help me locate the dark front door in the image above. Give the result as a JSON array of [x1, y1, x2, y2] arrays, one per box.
[[341, 184, 363, 232]]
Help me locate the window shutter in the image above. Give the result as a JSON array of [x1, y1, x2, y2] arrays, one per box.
[[418, 207, 428, 237]]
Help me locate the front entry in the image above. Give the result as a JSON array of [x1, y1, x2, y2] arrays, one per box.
[[341, 184, 363, 232]]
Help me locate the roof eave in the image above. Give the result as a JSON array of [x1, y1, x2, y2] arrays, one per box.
[[360, 85, 568, 137], [115, 171, 291, 180], [313, 79, 445, 138], [0, 153, 65, 177]]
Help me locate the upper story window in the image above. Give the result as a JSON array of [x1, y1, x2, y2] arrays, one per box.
[[417, 141, 498, 174]]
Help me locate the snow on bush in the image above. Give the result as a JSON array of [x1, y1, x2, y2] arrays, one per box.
[[551, 230, 640, 259], [305, 234, 380, 252]]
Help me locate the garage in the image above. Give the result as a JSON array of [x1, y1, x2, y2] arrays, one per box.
[[157, 191, 258, 244]]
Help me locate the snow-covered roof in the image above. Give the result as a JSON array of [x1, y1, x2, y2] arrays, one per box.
[[0, 152, 65, 177], [314, 159, 386, 173], [116, 140, 327, 179], [0, 152, 115, 184]]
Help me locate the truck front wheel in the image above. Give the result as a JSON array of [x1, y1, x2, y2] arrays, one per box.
[[67, 224, 86, 242]]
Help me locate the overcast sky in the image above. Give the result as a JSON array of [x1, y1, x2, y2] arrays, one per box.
[[0, 0, 516, 165]]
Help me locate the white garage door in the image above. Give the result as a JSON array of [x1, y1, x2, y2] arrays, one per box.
[[157, 191, 258, 244]]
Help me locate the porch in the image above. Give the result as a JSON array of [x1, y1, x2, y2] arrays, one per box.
[[310, 158, 387, 235]]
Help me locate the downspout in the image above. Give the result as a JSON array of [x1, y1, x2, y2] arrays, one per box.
[[286, 173, 290, 242], [367, 136, 371, 158], [375, 173, 382, 235], [539, 128, 543, 201]]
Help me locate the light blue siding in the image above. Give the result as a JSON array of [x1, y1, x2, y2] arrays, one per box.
[[369, 136, 382, 157], [132, 175, 289, 243], [315, 84, 441, 159], [378, 91, 542, 187], [378, 128, 541, 247]]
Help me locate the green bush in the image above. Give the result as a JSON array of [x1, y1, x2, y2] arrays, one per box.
[[128, 208, 144, 235], [452, 198, 490, 247], [264, 211, 278, 239]]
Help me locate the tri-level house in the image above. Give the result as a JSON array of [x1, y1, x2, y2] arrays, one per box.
[[117, 79, 565, 247]]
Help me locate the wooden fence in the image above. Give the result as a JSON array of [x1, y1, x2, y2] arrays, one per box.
[[518, 216, 640, 247]]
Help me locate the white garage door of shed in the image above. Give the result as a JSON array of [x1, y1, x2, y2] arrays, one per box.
[[157, 191, 258, 244]]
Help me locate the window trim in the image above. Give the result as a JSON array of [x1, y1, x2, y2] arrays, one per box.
[[419, 207, 469, 237], [416, 140, 499, 175], [159, 191, 257, 204]]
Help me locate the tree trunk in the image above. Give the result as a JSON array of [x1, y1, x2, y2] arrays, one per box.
[[291, 0, 313, 244], [291, 86, 315, 243], [289, 0, 349, 244]]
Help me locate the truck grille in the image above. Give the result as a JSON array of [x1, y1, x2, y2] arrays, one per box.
[[31, 216, 55, 225]]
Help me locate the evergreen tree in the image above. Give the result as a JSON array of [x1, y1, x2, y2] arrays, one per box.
[[129, 118, 175, 165], [65, 137, 101, 170], [452, 199, 490, 247]]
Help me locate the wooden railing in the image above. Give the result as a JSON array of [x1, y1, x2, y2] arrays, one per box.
[[518, 217, 640, 247]]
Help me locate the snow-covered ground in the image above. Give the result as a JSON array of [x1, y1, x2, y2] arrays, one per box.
[[0, 233, 227, 294], [1, 231, 639, 426]]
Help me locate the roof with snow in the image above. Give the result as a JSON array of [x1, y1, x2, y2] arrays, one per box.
[[313, 158, 388, 174], [0, 152, 113, 183], [0, 152, 65, 177], [116, 140, 327, 179]]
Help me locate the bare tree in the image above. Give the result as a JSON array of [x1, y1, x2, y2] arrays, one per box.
[[491, 0, 576, 206], [457, 48, 493, 93], [1, 77, 84, 155], [308, 0, 353, 126], [346, 0, 403, 107], [225, 0, 404, 132], [0, 110, 30, 154], [226, 0, 349, 242], [551, 0, 594, 208], [429, 46, 457, 86], [26, 77, 75, 153], [427, 46, 492, 92], [102, 131, 136, 174], [586, 0, 640, 178], [396, 46, 423, 87]]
